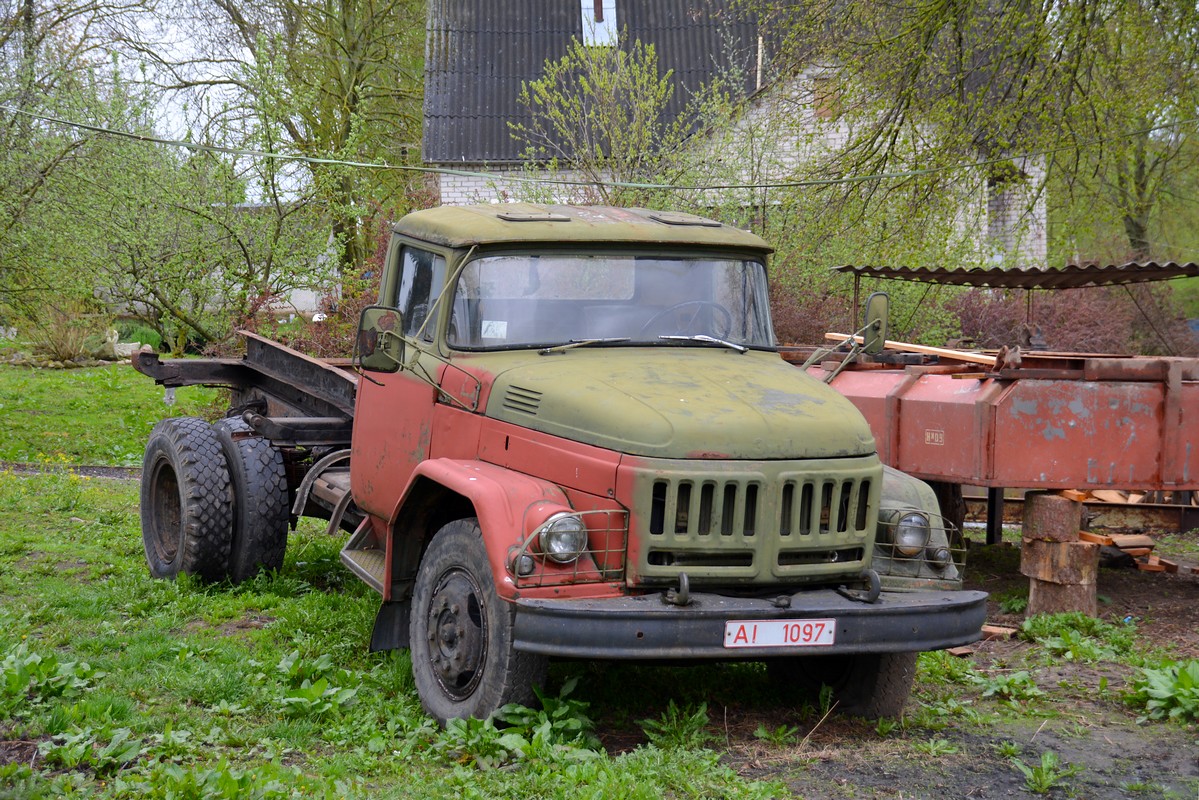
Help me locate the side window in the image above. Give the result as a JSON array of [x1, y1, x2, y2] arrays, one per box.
[[394, 247, 446, 341]]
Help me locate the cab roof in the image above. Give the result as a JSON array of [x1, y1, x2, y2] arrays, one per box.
[[392, 204, 773, 254]]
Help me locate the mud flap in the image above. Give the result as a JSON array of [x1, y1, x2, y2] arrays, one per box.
[[370, 599, 412, 651]]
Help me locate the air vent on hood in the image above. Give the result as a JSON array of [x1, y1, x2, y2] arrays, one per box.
[[503, 386, 542, 416]]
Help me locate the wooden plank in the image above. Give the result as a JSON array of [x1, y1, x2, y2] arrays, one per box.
[[1121, 547, 1153, 557], [1056, 489, 1089, 503], [946, 646, 976, 657], [1156, 557, 1179, 574], [1079, 530, 1115, 546], [981, 624, 1018, 641], [1110, 534, 1156, 550], [1091, 489, 1131, 504], [824, 333, 999, 366], [1136, 559, 1166, 573]]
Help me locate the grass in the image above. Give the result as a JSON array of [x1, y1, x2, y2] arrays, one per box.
[[0, 469, 783, 798], [2, 364, 1197, 798], [0, 363, 219, 466]]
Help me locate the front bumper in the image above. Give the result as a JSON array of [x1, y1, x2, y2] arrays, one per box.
[[513, 588, 987, 659]]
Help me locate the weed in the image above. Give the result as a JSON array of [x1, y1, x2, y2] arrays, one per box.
[[976, 670, 1045, 704], [436, 716, 530, 770], [279, 677, 358, 719], [912, 737, 959, 756], [752, 723, 800, 746], [640, 701, 713, 750], [1010, 750, 1083, 794], [918, 649, 981, 685], [874, 717, 899, 737], [1020, 612, 1135, 662], [1128, 659, 1199, 722], [995, 588, 1029, 615], [495, 677, 601, 750], [993, 740, 1022, 758], [1120, 780, 1166, 794]]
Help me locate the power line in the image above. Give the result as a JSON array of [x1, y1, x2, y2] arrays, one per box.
[[6, 104, 1199, 194]]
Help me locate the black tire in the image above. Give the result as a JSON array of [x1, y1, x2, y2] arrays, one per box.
[[141, 417, 233, 581], [213, 418, 290, 583], [410, 518, 548, 724], [766, 651, 918, 718]]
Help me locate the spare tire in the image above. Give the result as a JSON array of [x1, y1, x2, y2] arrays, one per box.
[[213, 417, 290, 583], [141, 417, 233, 581]]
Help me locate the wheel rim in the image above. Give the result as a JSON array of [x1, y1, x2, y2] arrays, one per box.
[[424, 567, 488, 701], [149, 459, 182, 564]]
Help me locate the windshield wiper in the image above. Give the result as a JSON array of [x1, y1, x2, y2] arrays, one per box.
[[538, 338, 631, 355], [658, 335, 748, 353]]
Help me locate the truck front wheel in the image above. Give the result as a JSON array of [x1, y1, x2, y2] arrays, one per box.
[[767, 651, 918, 718], [140, 417, 233, 581], [410, 519, 547, 724]]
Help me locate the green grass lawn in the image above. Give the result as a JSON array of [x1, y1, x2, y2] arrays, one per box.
[[2, 365, 1197, 799], [0, 471, 780, 799], [0, 363, 219, 466]]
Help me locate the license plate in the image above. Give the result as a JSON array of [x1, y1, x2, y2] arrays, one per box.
[[723, 618, 836, 649]]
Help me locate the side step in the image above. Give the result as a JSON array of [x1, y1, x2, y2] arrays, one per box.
[[340, 520, 386, 593]]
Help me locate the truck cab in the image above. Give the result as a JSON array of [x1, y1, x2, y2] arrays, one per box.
[[349, 205, 985, 721]]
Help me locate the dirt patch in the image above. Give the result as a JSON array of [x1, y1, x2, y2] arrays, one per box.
[[0, 737, 39, 768], [181, 613, 276, 637]]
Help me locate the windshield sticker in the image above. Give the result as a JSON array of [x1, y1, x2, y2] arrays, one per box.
[[482, 320, 508, 338]]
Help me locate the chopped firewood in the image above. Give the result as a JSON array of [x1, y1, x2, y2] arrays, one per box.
[[1128, 492, 1146, 504], [1110, 534, 1156, 550], [1090, 489, 1130, 504], [1121, 547, 1153, 558], [947, 646, 976, 657], [1056, 489, 1088, 502], [1156, 557, 1179, 574], [1079, 531, 1115, 546], [982, 624, 1018, 641], [1136, 558, 1167, 573], [1191, 566, 1199, 575]]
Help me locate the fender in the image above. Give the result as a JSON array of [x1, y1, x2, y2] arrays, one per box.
[[387, 458, 572, 599]]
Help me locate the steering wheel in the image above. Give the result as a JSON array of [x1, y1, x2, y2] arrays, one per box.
[[638, 300, 733, 338]]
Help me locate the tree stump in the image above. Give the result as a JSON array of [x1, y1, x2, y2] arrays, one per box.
[[1021, 492, 1097, 616]]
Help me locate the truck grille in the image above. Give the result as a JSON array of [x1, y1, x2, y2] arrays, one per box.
[[627, 457, 881, 585]]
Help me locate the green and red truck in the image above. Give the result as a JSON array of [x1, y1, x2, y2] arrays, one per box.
[[134, 204, 986, 723]]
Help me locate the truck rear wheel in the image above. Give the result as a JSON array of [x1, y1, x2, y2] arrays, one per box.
[[141, 417, 233, 581], [410, 519, 547, 724], [767, 651, 918, 718], [213, 418, 289, 583]]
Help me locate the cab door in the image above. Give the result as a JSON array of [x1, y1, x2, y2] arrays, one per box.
[[351, 240, 448, 520]]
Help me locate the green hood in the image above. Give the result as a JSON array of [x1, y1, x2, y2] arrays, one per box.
[[483, 349, 877, 460]]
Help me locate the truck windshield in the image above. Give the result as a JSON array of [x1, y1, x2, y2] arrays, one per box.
[[446, 254, 774, 350]]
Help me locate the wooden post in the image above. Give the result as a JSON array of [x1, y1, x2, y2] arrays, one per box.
[[1020, 492, 1098, 616]]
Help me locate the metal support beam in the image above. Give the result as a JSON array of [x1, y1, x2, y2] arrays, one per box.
[[986, 488, 1005, 545]]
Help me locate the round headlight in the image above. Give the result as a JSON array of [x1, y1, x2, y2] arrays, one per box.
[[538, 514, 588, 564], [894, 512, 930, 557]]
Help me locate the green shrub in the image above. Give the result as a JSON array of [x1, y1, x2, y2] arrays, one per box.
[[1128, 659, 1199, 722]]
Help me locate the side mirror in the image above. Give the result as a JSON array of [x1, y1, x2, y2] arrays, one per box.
[[357, 306, 405, 372], [863, 292, 890, 356]]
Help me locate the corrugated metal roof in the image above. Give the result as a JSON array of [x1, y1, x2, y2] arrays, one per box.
[[834, 263, 1199, 289], [423, 0, 760, 164]]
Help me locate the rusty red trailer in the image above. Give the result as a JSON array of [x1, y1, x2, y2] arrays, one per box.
[[796, 351, 1199, 541]]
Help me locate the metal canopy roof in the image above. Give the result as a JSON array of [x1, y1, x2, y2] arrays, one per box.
[[834, 262, 1199, 289]]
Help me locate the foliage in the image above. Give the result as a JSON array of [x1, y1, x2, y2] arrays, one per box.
[[0, 364, 219, 466], [752, 722, 800, 747], [1019, 613, 1136, 662], [639, 701, 714, 750], [511, 35, 723, 207], [1128, 659, 1199, 722], [995, 589, 1029, 616], [975, 671, 1045, 704], [1010, 750, 1083, 795], [912, 737, 958, 757]]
